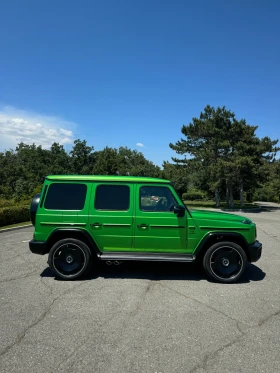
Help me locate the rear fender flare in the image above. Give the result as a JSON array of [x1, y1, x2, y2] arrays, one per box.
[[46, 228, 100, 255]]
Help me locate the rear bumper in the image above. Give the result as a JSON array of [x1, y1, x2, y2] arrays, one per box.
[[29, 240, 47, 255], [248, 240, 262, 262]]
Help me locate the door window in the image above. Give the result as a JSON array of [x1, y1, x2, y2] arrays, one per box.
[[140, 186, 177, 212]]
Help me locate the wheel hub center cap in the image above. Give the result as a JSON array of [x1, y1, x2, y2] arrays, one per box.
[[222, 258, 230, 267], [66, 255, 74, 264]]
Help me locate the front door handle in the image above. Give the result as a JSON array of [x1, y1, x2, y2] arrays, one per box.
[[90, 222, 102, 227], [137, 224, 149, 229]]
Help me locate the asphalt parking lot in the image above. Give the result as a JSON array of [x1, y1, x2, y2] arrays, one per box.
[[0, 204, 280, 373]]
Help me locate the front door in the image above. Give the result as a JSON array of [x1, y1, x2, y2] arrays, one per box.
[[133, 184, 188, 252], [88, 183, 134, 252]]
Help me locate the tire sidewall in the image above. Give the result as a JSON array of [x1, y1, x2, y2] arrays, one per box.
[[203, 241, 247, 284], [48, 238, 92, 280]]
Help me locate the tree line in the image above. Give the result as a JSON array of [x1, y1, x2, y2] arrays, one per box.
[[0, 105, 279, 207], [0, 141, 161, 203], [169, 105, 280, 207]]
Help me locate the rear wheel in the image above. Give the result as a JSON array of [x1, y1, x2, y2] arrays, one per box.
[[48, 238, 92, 280], [203, 241, 247, 283]]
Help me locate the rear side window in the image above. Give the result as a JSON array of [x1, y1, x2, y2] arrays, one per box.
[[95, 185, 130, 211], [44, 183, 87, 210]]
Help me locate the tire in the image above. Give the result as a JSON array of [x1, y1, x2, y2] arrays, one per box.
[[203, 241, 247, 284], [48, 238, 92, 280]]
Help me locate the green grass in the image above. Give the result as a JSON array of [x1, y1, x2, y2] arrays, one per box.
[[183, 200, 259, 209], [0, 221, 32, 230]]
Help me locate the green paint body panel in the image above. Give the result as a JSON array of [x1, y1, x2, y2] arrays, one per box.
[[33, 175, 257, 255], [88, 182, 134, 251], [190, 210, 256, 245]]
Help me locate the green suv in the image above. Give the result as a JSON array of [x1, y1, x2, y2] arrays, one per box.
[[29, 175, 262, 283]]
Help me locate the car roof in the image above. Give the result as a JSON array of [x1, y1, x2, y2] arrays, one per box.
[[46, 175, 170, 184]]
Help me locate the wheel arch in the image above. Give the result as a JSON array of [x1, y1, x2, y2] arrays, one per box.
[[194, 232, 251, 262], [45, 228, 100, 256]]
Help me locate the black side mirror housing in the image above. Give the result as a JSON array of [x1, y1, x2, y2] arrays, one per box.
[[173, 205, 185, 217]]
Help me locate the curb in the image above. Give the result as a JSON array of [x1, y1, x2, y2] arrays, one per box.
[[0, 224, 33, 234], [221, 208, 263, 213]]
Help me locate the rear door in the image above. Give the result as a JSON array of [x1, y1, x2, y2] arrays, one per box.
[[88, 183, 134, 252], [133, 184, 188, 252]]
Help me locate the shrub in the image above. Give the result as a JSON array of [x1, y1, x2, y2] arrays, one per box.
[[182, 189, 206, 201], [0, 205, 30, 227], [253, 188, 279, 203], [0, 199, 15, 208], [0, 198, 32, 208]]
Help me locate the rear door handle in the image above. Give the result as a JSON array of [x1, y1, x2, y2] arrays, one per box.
[[90, 223, 102, 227], [137, 224, 149, 229]]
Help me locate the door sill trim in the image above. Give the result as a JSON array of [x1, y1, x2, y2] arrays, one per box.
[[98, 252, 195, 262]]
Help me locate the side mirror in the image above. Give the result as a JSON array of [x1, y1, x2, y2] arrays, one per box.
[[173, 205, 185, 217]]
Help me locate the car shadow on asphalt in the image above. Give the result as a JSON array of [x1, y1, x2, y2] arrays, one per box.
[[251, 203, 280, 213], [40, 262, 266, 284]]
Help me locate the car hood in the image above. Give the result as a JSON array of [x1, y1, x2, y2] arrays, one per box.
[[190, 209, 252, 224]]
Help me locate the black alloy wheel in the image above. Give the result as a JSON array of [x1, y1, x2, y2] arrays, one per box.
[[203, 241, 247, 283], [48, 238, 92, 280]]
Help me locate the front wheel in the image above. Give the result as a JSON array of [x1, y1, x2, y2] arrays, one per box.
[[48, 238, 92, 280], [203, 242, 247, 283]]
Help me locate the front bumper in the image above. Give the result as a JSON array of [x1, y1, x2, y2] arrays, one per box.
[[247, 240, 262, 262], [29, 240, 47, 255]]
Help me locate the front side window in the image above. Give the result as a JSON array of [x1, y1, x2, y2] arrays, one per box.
[[95, 185, 130, 211], [140, 186, 177, 212], [44, 183, 87, 210]]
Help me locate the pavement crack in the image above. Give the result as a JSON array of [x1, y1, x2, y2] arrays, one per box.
[[0, 271, 38, 283], [257, 227, 279, 241], [158, 283, 248, 333], [159, 284, 280, 373], [0, 281, 90, 358], [189, 309, 280, 373], [0, 298, 57, 358], [257, 308, 280, 327], [128, 280, 154, 317], [0, 253, 22, 263], [188, 333, 244, 373], [39, 277, 54, 296], [56, 310, 121, 372], [57, 281, 155, 371]]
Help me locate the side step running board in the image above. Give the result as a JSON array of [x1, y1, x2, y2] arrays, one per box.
[[98, 252, 195, 263]]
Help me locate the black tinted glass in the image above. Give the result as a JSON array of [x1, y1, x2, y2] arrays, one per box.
[[44, 183, 87, 210], [95, 185, 130, 210]]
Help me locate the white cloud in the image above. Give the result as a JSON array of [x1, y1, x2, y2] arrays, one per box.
[[59, 128, 73, 137], [136, 142, 145, 148], [0, 106, 75, 150]]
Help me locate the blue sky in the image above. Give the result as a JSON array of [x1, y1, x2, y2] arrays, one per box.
[[0, 0, 280, 166]]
